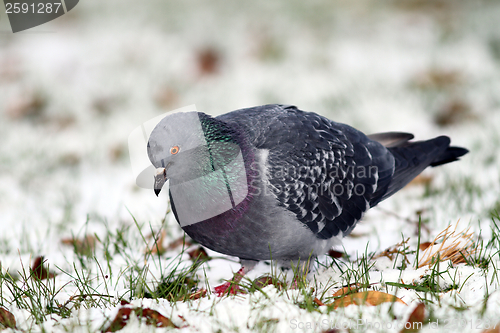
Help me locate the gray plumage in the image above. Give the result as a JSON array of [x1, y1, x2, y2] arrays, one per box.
[[148, 104, 468, 268]]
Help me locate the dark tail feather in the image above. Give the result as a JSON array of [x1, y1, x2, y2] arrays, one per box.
[[430, 146, 469, 167], [372, 136, 467, 205]]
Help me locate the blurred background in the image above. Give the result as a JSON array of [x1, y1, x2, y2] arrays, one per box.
[[0, 0, 499, 264]]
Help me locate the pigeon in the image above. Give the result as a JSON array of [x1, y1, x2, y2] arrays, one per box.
[[147, 104, 468, 295]]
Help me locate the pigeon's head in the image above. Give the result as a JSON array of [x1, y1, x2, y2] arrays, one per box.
[[147, 111, 242, 196]]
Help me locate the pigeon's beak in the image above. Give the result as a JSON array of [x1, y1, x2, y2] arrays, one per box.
[[154, 167, 167, 196]]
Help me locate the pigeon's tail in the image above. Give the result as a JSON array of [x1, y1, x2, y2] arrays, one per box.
[[374, 136, 468, 204], [429, 145, 469, 167]]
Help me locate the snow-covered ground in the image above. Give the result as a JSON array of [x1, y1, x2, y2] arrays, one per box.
[[1, 0, 500, 332]]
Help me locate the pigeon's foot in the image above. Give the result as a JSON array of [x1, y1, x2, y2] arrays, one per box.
[[214, 260, 258, 297], [214, 267, 246, 296], [290, 275, 308, 290], [214, 281, 242, 296], [290, 278, 299, 290]]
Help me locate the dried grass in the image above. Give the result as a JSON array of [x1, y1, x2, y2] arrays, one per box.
[[418, 222, 476, 268]]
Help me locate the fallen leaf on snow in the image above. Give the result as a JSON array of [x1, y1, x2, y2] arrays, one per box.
[[6, 91, 46, 120], [327, 249, 344, 258], [103, 307, 177, 332], [31, 256, 56, 280], [167, 236, 193, 251], [196, 47, 220, 76], [332, 284, 361, 297], [252, 275, 286, 290], [0, 307, 16, 329], [408, 174, 434, 186], [435, 98, 476, 127], [411, 68, 462, 91], [400, 303, 425, 333], [418, 242, 433, 251], [374, 238, 410, 263], [145, 230, 169, 255], [61, 235, 97, 256], [145, 233, 193, 256], [314, 297, 325, 306], [330, 291, 406, 309], [154, 85, 178, 109], [188, 246, 210, 262], [188, 289, 207, 300]]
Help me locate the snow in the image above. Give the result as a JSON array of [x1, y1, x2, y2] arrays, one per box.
[[1, 0, 500, 332]]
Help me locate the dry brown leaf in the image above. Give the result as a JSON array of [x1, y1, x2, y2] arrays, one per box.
[[145, 230, 168, 255], [435, 99, 475, 127], [482, 326, 500, 333], [251, 275, 286, 290], [154, 86, 178, 109], [61, 235, 97, 256], [103, 307, 177, 332], [104, 308, 132, 332], [31, 256, 56, 280], [314, 297, 325, 306], [419, 242, 433, 251], [52, 115, 75, 130], [253, 275, 274, 289], [327, 249, 344, 258], [59, 153, 81, 166], [411, 68, 462, 91], [146, 233, 193, 256], [332, 284, 361, 297], [188, 289, 207, 300], [408, 174, 434, 186], [331, 291, 406, 309], [92, 96, 120, 116], [401, 303, 425, 333], [6, 92, 46, 120], [374, 238, 410, 263], [188, 247, 210, 262], [140, 308, 177, 328], [167, 236, 193, 251], [109, 144, 126, 162], [197, 47, 220, 76], [0, 307, 16, 329]]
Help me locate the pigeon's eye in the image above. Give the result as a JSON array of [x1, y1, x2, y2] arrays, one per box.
[[170, 146, 180, 155]]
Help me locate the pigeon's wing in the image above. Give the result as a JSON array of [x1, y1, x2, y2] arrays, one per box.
[[220, 105, 396, 239], [218, 105, 468, 240]]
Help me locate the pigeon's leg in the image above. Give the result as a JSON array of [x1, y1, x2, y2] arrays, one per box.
[[214, 259, 257, 296]]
